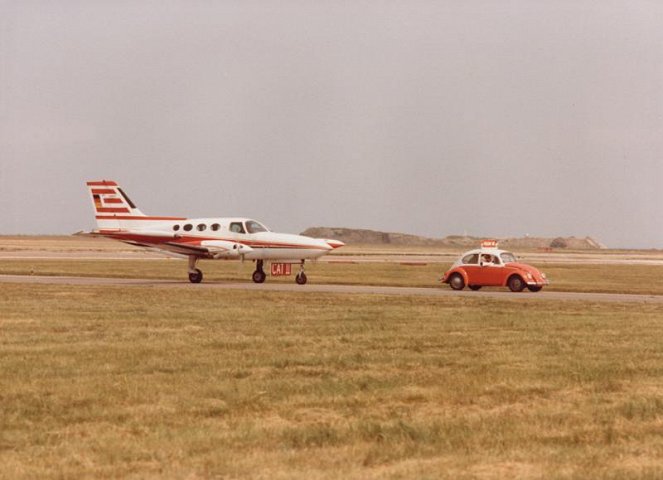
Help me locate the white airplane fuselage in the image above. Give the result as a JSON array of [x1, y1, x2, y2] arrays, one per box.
[[99, 216, 338, 262], [85, 180, 344, 284]]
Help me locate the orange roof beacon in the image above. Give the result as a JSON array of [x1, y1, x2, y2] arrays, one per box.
[[440, 240, 549, 292]]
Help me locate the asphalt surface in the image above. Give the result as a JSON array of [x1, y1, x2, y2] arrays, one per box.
[[1, 274, 662, 304], [3, 250, 663, 265]]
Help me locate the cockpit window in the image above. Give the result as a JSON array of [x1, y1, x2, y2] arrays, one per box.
[[245, 220, 268, 234], [500, 252, 517, 264], [229, 222, 245, 234], [462, 253, 479, 265]]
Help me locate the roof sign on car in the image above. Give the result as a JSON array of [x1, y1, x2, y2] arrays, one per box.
[[481, 239, 498, 249]]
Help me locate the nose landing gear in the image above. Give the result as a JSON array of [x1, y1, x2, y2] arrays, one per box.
[[295, 260, 307, 285], [252, 260, 266, 284]]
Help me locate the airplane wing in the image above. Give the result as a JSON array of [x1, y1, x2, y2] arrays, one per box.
[[74, 229, 252, 259], [163, 241, 210, 255], [162, 239, 253, 259]]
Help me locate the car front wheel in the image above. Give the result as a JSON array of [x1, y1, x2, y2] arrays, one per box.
[[507, 275, 526, 292], [527, 285, 543, 292], [449, 273, 465, 290]]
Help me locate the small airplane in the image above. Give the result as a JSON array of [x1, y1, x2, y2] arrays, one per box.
[[82, 180, 344, 284]]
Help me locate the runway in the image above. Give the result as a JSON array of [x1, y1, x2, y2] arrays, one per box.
[[3, 249, 663, 265], [2, 274, 662, 304]]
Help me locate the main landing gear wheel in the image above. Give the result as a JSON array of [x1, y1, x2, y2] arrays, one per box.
[[187, 256, 203, 284], [188, 268, 203, 284], [508, 275, 526, 292], [527, 285, 543, 292], [252, 259, 266, 284], [295, 260, 307, 285], [469, 285, 482, 291]]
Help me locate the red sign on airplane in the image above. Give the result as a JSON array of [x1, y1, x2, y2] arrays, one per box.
[[271, 263, 292, 276]]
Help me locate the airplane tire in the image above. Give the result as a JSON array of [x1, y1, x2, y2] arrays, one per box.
[[189, 268, 203, 284], [527, 285, 543, 292], [469, 285, 482, 291], [449, 273, 465, 290], [295, 272, 307, 285], [252, 270, 266, 284], [508, 275, 526, 292]]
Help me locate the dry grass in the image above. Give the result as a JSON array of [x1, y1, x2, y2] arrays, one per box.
[[1, 283, 662, 479]]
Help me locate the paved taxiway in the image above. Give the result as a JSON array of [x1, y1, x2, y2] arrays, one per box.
[[3, 250, 663, 265], [1, 274, 662, 304]]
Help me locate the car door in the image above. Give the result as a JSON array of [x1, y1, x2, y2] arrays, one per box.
[[459, 253, 481, 284], [479, 254, 506, 286]]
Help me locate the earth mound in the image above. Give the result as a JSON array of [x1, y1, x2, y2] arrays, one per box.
[[301, 227, 606, 250]]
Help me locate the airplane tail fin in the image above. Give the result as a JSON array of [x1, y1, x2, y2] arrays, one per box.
[[86, 180, 146, 230]]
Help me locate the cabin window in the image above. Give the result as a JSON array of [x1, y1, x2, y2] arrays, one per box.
[[197, 224, 206, 231], [211, 223, 220, 231], [229, 222, 245, 234], [245, 220, 268, 233], [173, 225, 180, 231], [183, 224, 193, 231]]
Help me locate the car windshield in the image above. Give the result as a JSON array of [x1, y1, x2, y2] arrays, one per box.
[[500, 252, 517, 263], [245, 220, 269, 233]]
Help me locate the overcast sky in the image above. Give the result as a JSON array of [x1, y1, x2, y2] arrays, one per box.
[[1, 1, 661, 248]]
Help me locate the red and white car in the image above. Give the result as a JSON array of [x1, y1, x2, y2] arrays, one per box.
[[440, 240, 549, 292]]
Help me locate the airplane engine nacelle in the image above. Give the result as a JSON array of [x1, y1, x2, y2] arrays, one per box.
[[201, 240, 253, 259]]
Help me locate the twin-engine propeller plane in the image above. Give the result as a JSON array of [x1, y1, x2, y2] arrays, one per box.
[[82, 180, 344, 284]]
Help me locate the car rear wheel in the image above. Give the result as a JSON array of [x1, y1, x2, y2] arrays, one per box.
[[449, 273, 465, 290], [507, 275, 526, 292], [527, 285, 542, 292], [469, 285, 482, 291]]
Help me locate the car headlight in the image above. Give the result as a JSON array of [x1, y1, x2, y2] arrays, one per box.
[[526, 273, 533, 280], [541, 273, 547, 279]]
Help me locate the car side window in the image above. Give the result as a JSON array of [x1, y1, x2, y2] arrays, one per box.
[[481, 254, 497, 264], [462, 254, 479, 264], [229, 222, 245, 234]]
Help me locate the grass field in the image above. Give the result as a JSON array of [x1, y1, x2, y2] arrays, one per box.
[[2, 258, 663, 296], [1, 282, 662, 479]]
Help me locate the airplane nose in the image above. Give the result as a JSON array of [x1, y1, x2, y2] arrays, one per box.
[[324, 239, 345, 249]]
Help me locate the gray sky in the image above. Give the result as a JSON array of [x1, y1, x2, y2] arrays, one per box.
[[1, 1, 662, 248]]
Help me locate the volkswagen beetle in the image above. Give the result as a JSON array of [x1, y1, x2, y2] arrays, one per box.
[[440, 240, 549, 292]]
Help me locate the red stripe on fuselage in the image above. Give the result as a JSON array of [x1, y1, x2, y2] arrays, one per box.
[[87, 181, 118, 186], [96, 207, 131, 213], [95, 216, 187, 220], [98, 232, 329, 250]]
